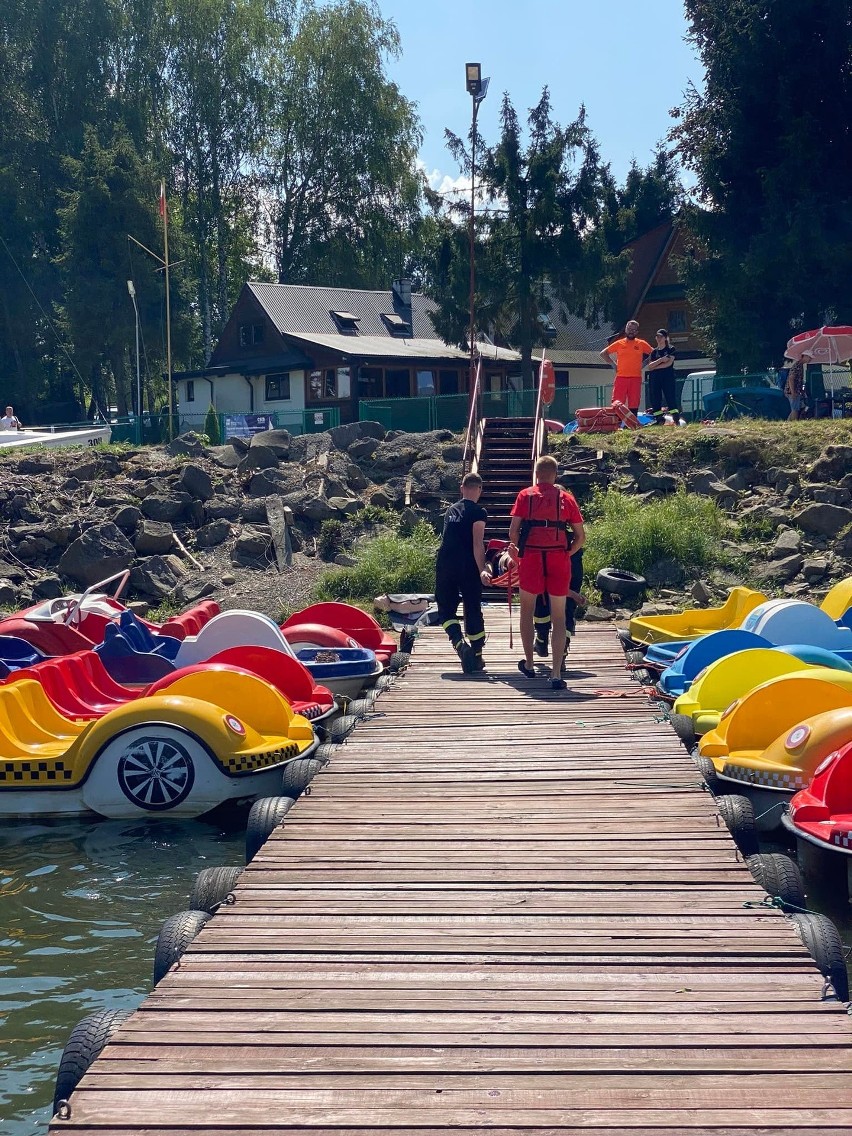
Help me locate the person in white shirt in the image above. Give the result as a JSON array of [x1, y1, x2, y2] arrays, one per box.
[[0, 406, 22, 430]]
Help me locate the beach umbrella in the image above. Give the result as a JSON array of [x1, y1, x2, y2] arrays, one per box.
[[785, 326, 852, 414]]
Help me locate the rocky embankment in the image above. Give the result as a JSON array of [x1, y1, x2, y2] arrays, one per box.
[[0, 422, 465, 618], [1, 423, 850, 620]]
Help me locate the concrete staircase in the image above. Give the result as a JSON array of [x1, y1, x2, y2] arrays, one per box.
[[474, 418, 534, 541]]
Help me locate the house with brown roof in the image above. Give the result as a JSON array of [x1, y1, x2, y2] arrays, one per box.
[[174, 279, 524, 429]]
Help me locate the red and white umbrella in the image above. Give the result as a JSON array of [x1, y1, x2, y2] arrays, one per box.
[[785, 325, 852, 365]]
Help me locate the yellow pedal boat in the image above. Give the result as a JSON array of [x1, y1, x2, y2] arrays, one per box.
[[628, 586, 767, 646], [0, 669, 315, 819]]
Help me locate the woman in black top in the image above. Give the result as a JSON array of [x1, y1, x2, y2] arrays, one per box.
[[646, 329, 677, 422]]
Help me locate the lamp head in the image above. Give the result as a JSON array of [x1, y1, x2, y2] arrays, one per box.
[[127, 280, 136, 298], [465, 62, 482, 97]]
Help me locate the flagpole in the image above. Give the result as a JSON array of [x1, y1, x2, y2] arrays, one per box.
[[161, 181, 173, 440]]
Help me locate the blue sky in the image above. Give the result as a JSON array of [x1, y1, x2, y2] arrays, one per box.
[[381, 0, 704, 193]]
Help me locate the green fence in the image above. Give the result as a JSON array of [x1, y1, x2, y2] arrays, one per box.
[[360, 386, 611, 433], [107, 406, 341, 445]]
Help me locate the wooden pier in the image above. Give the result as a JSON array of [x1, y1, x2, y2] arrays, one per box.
[[50, 614, 852, 1134]]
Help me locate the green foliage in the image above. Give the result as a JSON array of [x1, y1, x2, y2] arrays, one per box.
[[428, 89, 622, 382], [203, 403, 221, 445], [313, 521, 438, 602], [353, 504, 401, 530], [583, 488, 725, 579], [317, 519, 345, 561], [673, 0, 852, 370]]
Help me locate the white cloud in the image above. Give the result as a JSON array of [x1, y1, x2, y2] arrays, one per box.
[[417, 158, 471, 197]]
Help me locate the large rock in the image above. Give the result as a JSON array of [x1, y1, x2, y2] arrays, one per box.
[[177, 462, 214, 501], [58, 523, 135, 587], [247, 467, 304, 498], [207, 444, 242, 469], [328, 422, 363, 451], [130, 554, 185, 599], [802, 557, 829, 582], [196, 519, 232, 548], [140, 492, 192, 522], [687, 469, 738, 505], [134, 519, 174, 555], [0, 578, 17, 606], [795, 502, 852, 537], [808, 484, 852, 507], [327, 496, 362, 516], [757, 553, 804, 582], [249, 428, 292, 459], [348, 437, 380, 461], [281, 489, 337, 522], [636, 471, 679, 494], [231, 526, 273, 566], [167, 431, 207, 458], [113, 505, 142, 533], [173, 574, 218, 605], [809, 445, 852, 482], [238, 447, 280, 475], [771, 528, 801, 559], [32, 574, 64, 600], [357, 420, 387, 441]]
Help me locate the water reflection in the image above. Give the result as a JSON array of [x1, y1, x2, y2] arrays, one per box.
[[0, 815, 244, 1136]]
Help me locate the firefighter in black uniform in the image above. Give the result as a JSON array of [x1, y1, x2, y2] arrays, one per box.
[[435, 472, 492, 673]]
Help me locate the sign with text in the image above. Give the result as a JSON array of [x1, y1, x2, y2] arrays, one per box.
[[224, 413, 272, 439]]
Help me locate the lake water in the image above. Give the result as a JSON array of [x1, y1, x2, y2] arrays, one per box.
[[1, 816, 850, 1136], [0, 816, 244, 1136]]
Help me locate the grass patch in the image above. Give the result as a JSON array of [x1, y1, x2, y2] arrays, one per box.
[[583, 488, 727, 580], [312, 520, 439, 603]]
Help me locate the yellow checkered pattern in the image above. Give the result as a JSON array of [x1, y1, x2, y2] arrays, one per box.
[[722, 763, 806, 790], [221, 743, 300, 774], [0, 760, 75, 784]]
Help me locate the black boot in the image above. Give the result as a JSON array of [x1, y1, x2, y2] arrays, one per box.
[[534, 634, 549, 658], [455, 639, 477, 674], [471, 649, 486, 672]]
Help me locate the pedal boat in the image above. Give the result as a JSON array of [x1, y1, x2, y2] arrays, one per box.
[[783, 739, 852, 901], [627, 586, 766, 647], [698, 676, 852, 829], [0, 669, 317, 819]]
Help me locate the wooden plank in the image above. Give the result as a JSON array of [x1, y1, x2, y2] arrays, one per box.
[[49, 617, 852, 1136]]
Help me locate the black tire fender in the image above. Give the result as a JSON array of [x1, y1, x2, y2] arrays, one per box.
[[314, 742, 337, 763], [745, 852, 806, 910], [596, 567, 647, 598], [670, 713, 697, 749], [694, 754, 721, 793], [245, 795, 296, 862], [53, 1008, 132, 1114], [188, 866, 242, 915], [327, 714, 357, 743], [280, 757, 324, 798], [388, 650, 410, 673], [152, 910, 211, 986], [789, 912, 849, 1001], [715, 794, 759, 857], [347, 697, 372, 719]]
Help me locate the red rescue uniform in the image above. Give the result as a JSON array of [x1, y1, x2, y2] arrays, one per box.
[[510, 484, 584, 596]]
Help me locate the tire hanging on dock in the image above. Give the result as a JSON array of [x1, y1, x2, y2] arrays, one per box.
[[715, 794, 759, 857], [53, 1009, 132, 1114], [693, 754, 721, 793], [280, 757, 324, 799], [152, 910, 212, 986], [669, 713, 697, 749], [245, 795, 296, 862], [788, 912, 849, 1001], [188, 865, 243, 915], [745, 853, 806, 910]]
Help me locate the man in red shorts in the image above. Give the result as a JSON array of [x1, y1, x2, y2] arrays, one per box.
[[599, 320, 653, 416], [507, 455, 585, 690]]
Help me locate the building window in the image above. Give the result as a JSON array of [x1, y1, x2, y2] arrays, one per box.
[[385, 368, 410, 398], [358, 366, 383, 398], [186, 380, 195, 403], [439, 369, 461, 395], [555, 369, 569, 388], [416, 369, 436, 396], [308, 367, 351, 401], [668, 309, 687, 334], [381, 312, 411, 336], [330, 310, 359, 334], [265, 372, 291, 401], [239, 323, 264, 347]]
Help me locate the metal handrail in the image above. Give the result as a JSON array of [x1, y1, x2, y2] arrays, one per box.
[[462, 358, 483, 472]]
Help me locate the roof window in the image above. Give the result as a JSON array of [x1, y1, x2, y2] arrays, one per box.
[[330, 310, 360, 334], [381, 312, 411, 336]]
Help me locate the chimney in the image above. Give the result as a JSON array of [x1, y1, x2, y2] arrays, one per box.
[[392, 278, 412, 308]]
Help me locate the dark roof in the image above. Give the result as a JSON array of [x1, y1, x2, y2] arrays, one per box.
[[623, 221, 675, 318], [248, 282, 439, 340], [540, 286, 615, 353], [174, 349, 313, 381]]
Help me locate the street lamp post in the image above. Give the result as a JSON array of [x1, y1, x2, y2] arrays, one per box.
[[465, 62, 489, 422], [127, 280, 141, 444]]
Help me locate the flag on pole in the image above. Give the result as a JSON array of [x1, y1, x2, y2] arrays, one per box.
[[159, 181, 166, 218]]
